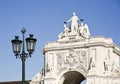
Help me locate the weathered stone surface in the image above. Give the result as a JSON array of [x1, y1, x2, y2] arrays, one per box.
[[30, 12, 120, 84]]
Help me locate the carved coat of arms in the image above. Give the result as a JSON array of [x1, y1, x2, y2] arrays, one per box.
[[57, 49, 87, 70]]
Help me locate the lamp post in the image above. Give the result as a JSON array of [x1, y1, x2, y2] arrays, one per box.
[[11, 28, 37, 84]]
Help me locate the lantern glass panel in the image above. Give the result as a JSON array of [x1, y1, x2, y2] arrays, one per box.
[[26, 34, 37, 54], [11, 36, 22, 55]]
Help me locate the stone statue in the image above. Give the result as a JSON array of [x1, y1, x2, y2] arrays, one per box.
[[63, 23, 70, 36], [58, 23, 70, 40], [58, 32, 64, 39], [89, 57, 96, 71], [104, 57, 110, 71], [81, 24, 90, 38], [46, 63, 50, 72], [65, 12, 79, 33]]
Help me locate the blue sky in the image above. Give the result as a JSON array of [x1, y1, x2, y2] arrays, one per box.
[[0, 0, 120, 82]]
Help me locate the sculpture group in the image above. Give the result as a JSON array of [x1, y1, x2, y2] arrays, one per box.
[[58, 12, 90, 40]]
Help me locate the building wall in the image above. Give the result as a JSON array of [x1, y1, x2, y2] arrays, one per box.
[[0, 80, 31, 84]]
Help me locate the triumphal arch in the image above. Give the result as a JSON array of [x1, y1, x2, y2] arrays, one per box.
[[30, 12, 120, 84]]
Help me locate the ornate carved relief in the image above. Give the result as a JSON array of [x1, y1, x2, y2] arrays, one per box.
[[111, 62, 120, 76], [56, 49, 88, 72]]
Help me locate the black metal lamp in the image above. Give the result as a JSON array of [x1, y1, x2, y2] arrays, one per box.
[[11, 36, 22, 56], [11, 28, 37, 84], [26, 34, 37, 55]]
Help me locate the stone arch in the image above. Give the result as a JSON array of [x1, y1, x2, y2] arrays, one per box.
[[57, 69, 86, 84]]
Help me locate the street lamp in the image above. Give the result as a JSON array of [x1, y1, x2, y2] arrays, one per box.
[[11, 28, 37, 84]]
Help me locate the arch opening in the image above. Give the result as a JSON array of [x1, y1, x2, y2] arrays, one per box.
[[59, 71, 86, 84]]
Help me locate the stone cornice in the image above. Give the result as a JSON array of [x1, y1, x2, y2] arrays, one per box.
[[43, 42, 120, 55], [43, 36, 120, 56], [87, 74, 120, 78]]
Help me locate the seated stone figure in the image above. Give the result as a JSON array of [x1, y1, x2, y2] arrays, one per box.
[[79, 23, 90, 38], [58, 23, 70, 39]]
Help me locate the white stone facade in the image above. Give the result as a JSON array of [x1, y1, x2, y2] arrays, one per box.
[[30, 13, 120, 84]]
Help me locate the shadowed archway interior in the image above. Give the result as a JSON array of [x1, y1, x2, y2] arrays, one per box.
[[62, 71, 85, 84]]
